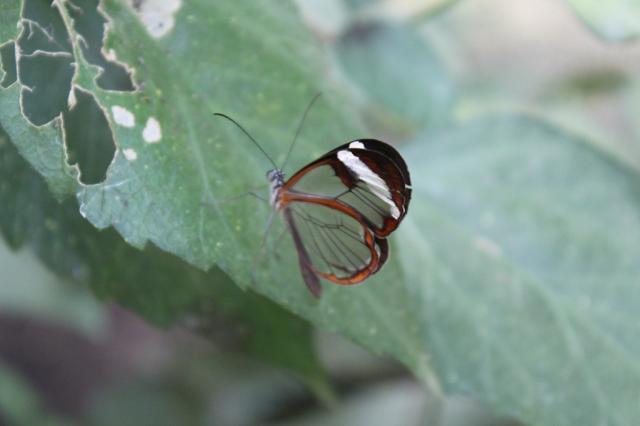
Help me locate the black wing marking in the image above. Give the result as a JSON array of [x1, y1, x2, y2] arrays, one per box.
[[284, 140, 411, 237]]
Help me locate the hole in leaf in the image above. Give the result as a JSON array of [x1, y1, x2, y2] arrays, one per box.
[[20, 0, 72, 54], [19, 53, 74, 126], [131, 0, 183, 39], [0, 42, 17, 87], [68, 0, 135, 91], [16, 0, 134, 127], [17, 0, 74, 126], [63, 89, 115, 185], [18, 52, 74, 126]]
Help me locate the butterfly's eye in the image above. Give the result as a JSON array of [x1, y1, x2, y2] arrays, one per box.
[[266, 169, 276, 180]]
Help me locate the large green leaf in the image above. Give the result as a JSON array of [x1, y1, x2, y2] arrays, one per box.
[[399, 115, 640, 425], [566, 0, 640, 42], [0, 0, 360, 269], [0, 0, 431, 380]]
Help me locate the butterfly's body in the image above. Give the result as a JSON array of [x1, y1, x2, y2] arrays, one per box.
[[215, 99, 411, 298], [267, 169, 286, 209]]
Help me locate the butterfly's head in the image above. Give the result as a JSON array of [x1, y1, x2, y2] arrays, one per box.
[[266, 169, 285, 185]]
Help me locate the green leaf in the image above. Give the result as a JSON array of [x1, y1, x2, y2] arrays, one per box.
[[0, 0, 439, 402], [0, 82, 77, 199], [335, 22, 453, 131], [0, 0, 434, 400], [398, 115, 640, 425], [566, 0, 640, 42], [0, 0, 361, 269], [0, 3, 20, 42], [75, 0, 360, 269], [0, 128, 327, 394], [0, 42, 16, 87], [0, 0, 433, 379]]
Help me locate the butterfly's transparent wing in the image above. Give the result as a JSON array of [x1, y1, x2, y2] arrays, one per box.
[[285, 201, 387, 278], [280, 202, 387, 297]]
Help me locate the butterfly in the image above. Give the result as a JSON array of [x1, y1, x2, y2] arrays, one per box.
[[214, 96, 411, 298]]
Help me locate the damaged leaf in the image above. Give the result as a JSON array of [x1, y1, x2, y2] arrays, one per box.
[[0, 130, 328, 395]]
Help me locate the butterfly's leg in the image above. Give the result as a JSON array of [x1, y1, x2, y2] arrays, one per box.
[[200, 186, 269, 210], [260, 210, 276, 248], [221, 190, 268, 205], [257, 224, 288, 263], [251, 210, 277, 285], [251, 223, 292, 293], [269, 227, 288, 261]]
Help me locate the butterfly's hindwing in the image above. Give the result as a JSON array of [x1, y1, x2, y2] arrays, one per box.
[[284, 201, 380, 284]]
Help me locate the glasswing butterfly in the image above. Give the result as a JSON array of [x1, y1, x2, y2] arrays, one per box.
[[214, 95, 411, 298]]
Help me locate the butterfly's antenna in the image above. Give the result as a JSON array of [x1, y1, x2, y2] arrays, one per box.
[[281, 92, 322, 171], [214, 113, 279, 170]]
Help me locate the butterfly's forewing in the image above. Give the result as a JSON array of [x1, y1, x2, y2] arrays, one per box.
[[284, 140, 411, 237]]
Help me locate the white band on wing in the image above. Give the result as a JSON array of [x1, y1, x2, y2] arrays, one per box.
[[337, 150, 401, 219], [349, 141, 366, 149]]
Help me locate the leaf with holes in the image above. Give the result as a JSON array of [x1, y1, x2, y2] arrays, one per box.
[[0, 0, 431, 378], [0, 129, 329, 395]]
